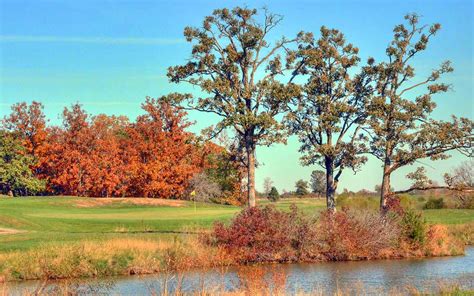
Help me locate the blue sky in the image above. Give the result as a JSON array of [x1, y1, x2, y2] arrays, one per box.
[[1, 0, 472, 193]]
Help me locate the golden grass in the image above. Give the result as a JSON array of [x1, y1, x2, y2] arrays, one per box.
[[73, 197, 187, 208]]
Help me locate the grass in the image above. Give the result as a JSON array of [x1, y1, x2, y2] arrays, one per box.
[[0, 196, 472, 252], [0, 196, 326, 251]]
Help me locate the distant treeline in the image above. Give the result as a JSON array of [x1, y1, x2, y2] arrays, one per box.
[[0, 99, 243, 203]]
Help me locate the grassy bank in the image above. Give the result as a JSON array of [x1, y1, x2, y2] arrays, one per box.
[[0, 196, 472, 283]]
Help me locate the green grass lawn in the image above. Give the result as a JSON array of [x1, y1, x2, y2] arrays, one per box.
[[0, 196, 472, 252]]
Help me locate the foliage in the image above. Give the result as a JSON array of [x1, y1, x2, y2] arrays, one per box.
[[166, 7, 307, 206], [317, 209, 400, 260], [286, 26, 370, 210], [209, 205, 318, 263], [268, 186, 280, 202], [400, 209, 427, 246], [364, 14, 473, 209], [0, 131, 45, 196], [204, 144, 246, 205], [2, 100, 232, 198], [295, 179, 309, 196], [424, 197, 445, 209], [1, 101, 47, 158]]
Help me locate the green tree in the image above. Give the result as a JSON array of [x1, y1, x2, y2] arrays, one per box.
[[286, 27, 370, 211], [166, 7, 306, 207], [0, 131, 45, 196], [310, 170, 326, 196], [268, 186, 280, 202], [295, 179, 309, 196], [364, 14, 473, 212]]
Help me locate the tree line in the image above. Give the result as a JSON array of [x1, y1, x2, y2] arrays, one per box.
[[1, 7, 472, 213], [0, 99, 243, 203]]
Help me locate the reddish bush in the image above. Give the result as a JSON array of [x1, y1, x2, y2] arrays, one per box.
[[317, 209, 399, 260], [209, 205, 318, 263]]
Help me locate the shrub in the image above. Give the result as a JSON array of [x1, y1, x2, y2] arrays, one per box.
[[400, 209, 426, 246], [209, 205, 318, 263], [424, 197, 445, 209], [268, 187, 280, 202], [317, 209, 399, 260]]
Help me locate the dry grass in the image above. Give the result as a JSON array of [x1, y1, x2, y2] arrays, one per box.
[[0, 228, 24, 236], [73, 198, 186, 208], [0, 237, 231, 282]]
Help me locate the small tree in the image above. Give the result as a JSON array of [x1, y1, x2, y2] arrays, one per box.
[[0, 131, 45, 196], [365, 14, 473, 212], [268, 186, 280, 202], [167, 7, 306, 207], [310, 170, 326, 196], [263, 177, 274, 196], [188, 172, 222, 202], [295, 179, 309, 196]]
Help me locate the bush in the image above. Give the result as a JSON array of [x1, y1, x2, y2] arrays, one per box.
[[424, 197, 445, 209], [400, 209, 426, 246], [317, 209, 399, 260], [209, 205, 318, 263], [268, 187, 280, 202]]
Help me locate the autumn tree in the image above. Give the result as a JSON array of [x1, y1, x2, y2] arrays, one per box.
[[2, 101, 48, 158], [286, 27, 371, 211], [0, 131, 45, 196], [42, 104, 93, 195], [167, 7, 305, 206], [364, 14, 473, 212], [126, 97, 202, 198]]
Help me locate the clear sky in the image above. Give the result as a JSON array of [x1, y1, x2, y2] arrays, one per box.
[[1, 0, 472, 193]]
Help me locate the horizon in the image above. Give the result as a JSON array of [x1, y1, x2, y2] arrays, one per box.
[[1, 0, 472, 193]]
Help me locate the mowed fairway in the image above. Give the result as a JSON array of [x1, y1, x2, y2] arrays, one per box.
[[0, 197, 472, 252], [0, 197, 327, 251]]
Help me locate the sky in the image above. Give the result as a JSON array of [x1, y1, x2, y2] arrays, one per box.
[[0, 0, 473, 193]]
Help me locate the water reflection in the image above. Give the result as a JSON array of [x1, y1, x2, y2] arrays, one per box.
[[5, 247, 474, 295]]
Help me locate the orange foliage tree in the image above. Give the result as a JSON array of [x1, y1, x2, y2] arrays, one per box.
[[2, 99, 239, 198]]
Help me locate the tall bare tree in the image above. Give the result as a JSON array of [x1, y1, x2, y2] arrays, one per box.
[[364, 14, 473, 212], [286, 27, 371, 211], [167, 7, 306, 206]]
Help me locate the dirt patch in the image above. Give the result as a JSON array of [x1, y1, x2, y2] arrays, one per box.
[[0, 228, 24, 235], [74, 198, 186, 208]]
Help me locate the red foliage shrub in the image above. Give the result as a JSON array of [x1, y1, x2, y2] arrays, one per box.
[[209, 205, 318, 263]]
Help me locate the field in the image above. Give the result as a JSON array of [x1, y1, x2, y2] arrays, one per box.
[[0, 196, 473, 252]]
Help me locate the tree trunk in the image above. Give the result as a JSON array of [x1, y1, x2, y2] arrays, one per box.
[[247, 145, 256, 207], [380, 165, 391, 213], [325, 158, 336, 212]]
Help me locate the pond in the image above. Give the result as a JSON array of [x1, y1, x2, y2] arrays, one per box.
[[7, 247, 474, 295]]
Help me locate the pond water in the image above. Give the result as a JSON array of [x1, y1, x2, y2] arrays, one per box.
[[7, 247, 474, 295]]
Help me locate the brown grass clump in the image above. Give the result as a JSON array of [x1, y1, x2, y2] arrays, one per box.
[[424, 225, 464, 257]]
